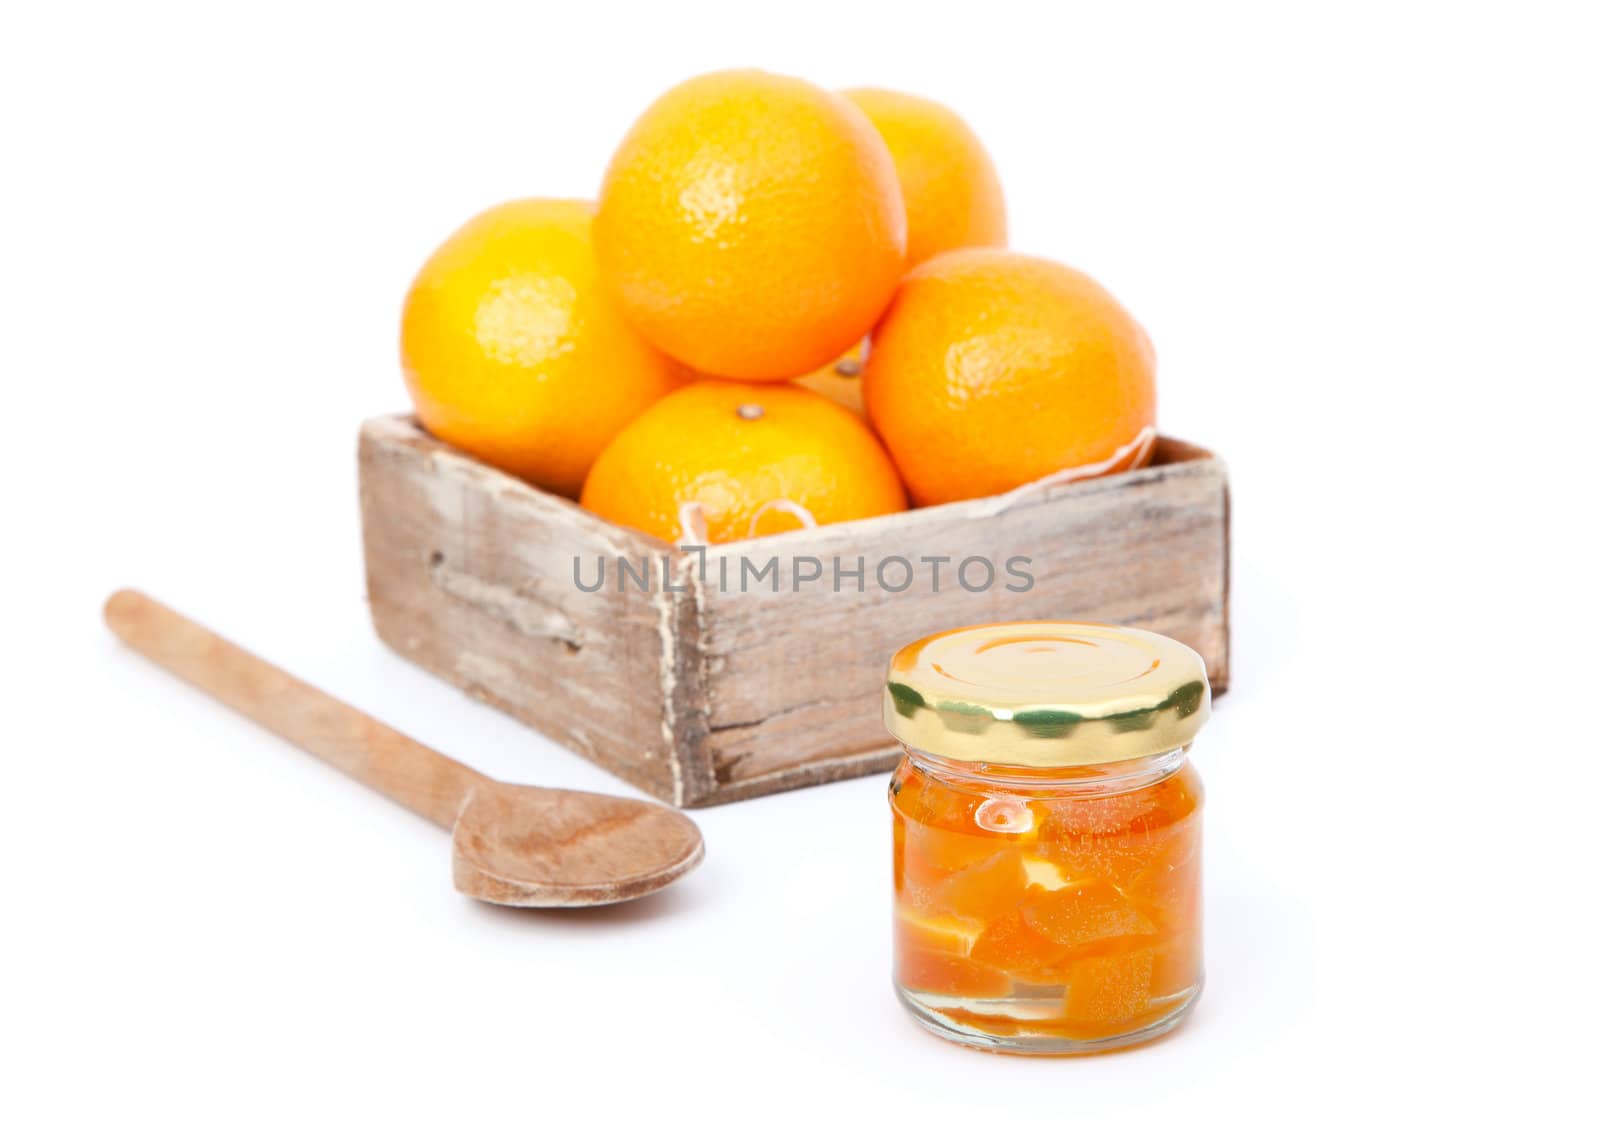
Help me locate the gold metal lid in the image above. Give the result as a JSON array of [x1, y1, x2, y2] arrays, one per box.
[[883, 621, 1211, 766]]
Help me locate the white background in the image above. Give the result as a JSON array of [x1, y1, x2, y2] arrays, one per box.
[[4, 2, 1597, 1134]]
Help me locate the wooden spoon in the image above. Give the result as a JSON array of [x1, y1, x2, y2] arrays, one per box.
[[103, 589, 705, 906]]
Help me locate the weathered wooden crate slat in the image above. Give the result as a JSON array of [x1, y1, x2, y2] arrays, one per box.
[[359, 415, 1229, 807]]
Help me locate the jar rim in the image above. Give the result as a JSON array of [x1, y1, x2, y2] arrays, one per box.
[[903, 744, 1191, 793]]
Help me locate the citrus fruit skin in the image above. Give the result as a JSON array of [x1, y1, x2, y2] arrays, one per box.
[[595, 70, 907, 381], [402, 199, 681, 498], [863, 249, 1156, 507], [792, 339, 867, 417], [580, 379, 907, 544], [843, 87, 1007, 267]]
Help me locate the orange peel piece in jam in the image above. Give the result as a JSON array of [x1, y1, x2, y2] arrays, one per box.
[[898, 946, 1013, 1000], [896, 908, 983, 957], [1021, 879, 1158, 954], [922, 849, 1032, 922], [1063, 947, 1159, 1027], [969, 907, 1074, 983]]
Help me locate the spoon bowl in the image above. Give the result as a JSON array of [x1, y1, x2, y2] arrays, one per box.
[[452, 782, 704, 906]]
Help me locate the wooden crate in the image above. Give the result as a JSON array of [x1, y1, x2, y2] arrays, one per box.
[[358, 415, 1229, 807]]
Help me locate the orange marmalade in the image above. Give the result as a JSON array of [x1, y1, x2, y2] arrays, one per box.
[[884, 622, 1210, 1054]]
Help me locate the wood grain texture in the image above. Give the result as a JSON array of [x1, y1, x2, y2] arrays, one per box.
[[359, 416, 1230, 807], [360, 416, 696, 803]]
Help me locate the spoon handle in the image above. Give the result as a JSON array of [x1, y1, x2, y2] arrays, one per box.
[[104, 589, 486, 829]]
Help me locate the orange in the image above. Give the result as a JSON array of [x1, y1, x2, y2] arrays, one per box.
[[864, 249, 1157, 507], [401, 199, 680, 497], [579, 379, 907, 543], [595, 70, 906, 380], [842, 87, 1007, 266], [793, 340, 868, 417]]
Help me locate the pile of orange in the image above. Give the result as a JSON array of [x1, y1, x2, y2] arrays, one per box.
[[401, 70, 1158, 543]]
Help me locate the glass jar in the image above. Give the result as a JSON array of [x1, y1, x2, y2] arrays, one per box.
[[884, 621, 1210, 1054]]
